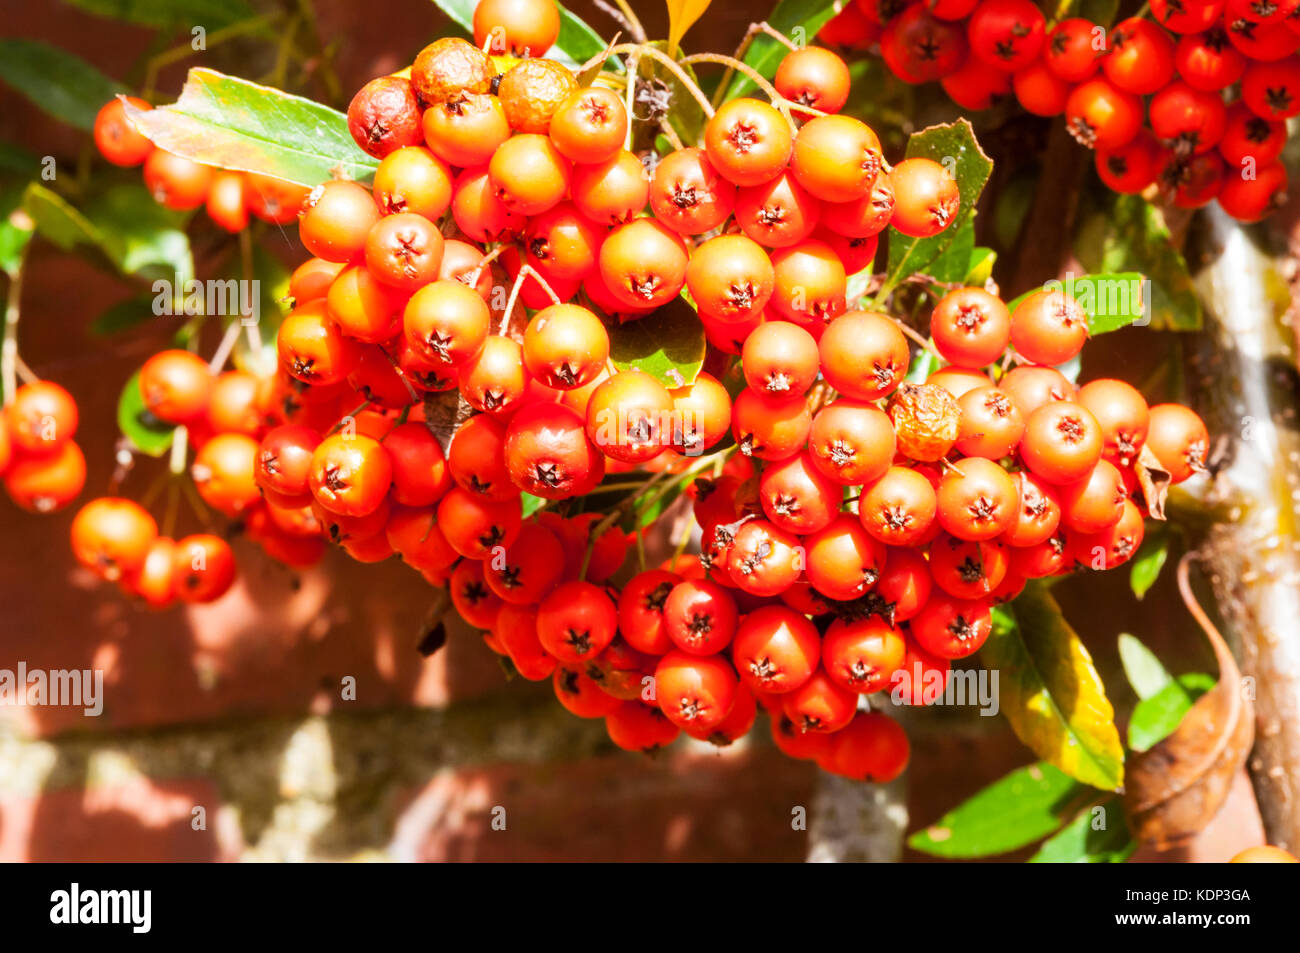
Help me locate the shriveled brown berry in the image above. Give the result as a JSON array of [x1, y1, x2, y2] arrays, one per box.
[[497, 58, 578, 133], [888, 383, 961, 462], [411, 38, 494, 107]]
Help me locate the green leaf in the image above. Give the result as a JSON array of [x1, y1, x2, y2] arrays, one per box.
[[883, 120, 992, 296], [983, 583, 1125, 791], [925, 217, 975, 285], [1029, 794, 1136, 863], [123, 69, 376, 186], [83, 184, 194, 282], [0, 39, 125, 131], [1075, 192, 1201, 331], [521, 493, 547, 518], [24, 181, 193, 282], [426, 0, 611, 71], [22, 182, 102, 252], [725, 0, 839, 99], [90, 292, 158, 336], [908, 761, 1091, 858], [0, 141, 41, 179], [1128, 530, 1168, 601], [117, 370, 176, 456], [62, 0, 259, 30], [608, 299, 705, 388], [905, 346, 939, 385], [965, 247, 996, 286], [1128, 673, 1216, 752], [1117, 633, 1172, 701]]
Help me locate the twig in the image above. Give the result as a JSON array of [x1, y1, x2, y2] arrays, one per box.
[[2, 242, 26, 406], [593, 0, 643, 42], [208, 320, 243, 373]]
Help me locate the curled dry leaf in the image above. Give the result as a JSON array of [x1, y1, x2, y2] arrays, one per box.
[[1122, 554, 1255, 849], [1134, 444, 1170, 521]]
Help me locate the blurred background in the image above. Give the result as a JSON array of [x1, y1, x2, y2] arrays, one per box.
[[0, 0, 1274, 861]]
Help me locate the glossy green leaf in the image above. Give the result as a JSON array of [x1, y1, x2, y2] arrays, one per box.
[[1075, 192, 1201, 331], [924, 217, 974, 285], [22, 183, 102, 251], [883, 120, 992, 297], [725, 0, 839, 99], [609, 300, 705, 388], [1129, 530, 1169, 601], [908, 761, 1090, 858], [426, 0, 611, 70], [521, 493, 547, 518], [983, 584, 1125, 791], [1128, 673, 1216, 752], [123, 69, 376, 186], [117, 370, 176, 456], [89, 292, 158, 336], [0, 142, 41, 179], [965, 247, 996, 285], [62, 0, 258, 29], [1117, 633, 1172, 701], [83, 184, 194, 283], [1029, 795, 1136, 862], [0, 39, 125, 131]]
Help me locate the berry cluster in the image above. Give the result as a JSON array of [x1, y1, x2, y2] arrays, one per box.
[[54, 0, 1213, 778], [0, 380, 85, 513], [93, 97, 310, 230], [819, 0, 1296, 221]]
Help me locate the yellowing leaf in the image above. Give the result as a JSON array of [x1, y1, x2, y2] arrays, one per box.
[[982, 584, 1125, 791], [666, 0, 711, 56]]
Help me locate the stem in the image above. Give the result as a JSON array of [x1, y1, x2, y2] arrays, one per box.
[[208, 320, 242, 373], [753, 21, 799, 52], [682, 52, 798, 128], [608, 0, 647, 42], [623, 49, 639, 150], [499, 265, 529, 337], [14, 355, 38, 385], [2, 243, 26, 407], [669, 517, 693, 572], [329, 401, 372, 434], [578, 466, 676, 580], [658, 120, 685, 152], [466, 243, 504, 291], [890, 318, 943, 360], [169, 425, 189, 476]]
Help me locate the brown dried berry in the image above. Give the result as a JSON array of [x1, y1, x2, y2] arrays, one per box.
[[411, 38, 494, 107], [347, 76, 424, 159], [887, 382, 961, 462], [497, 59, 578, 133]]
